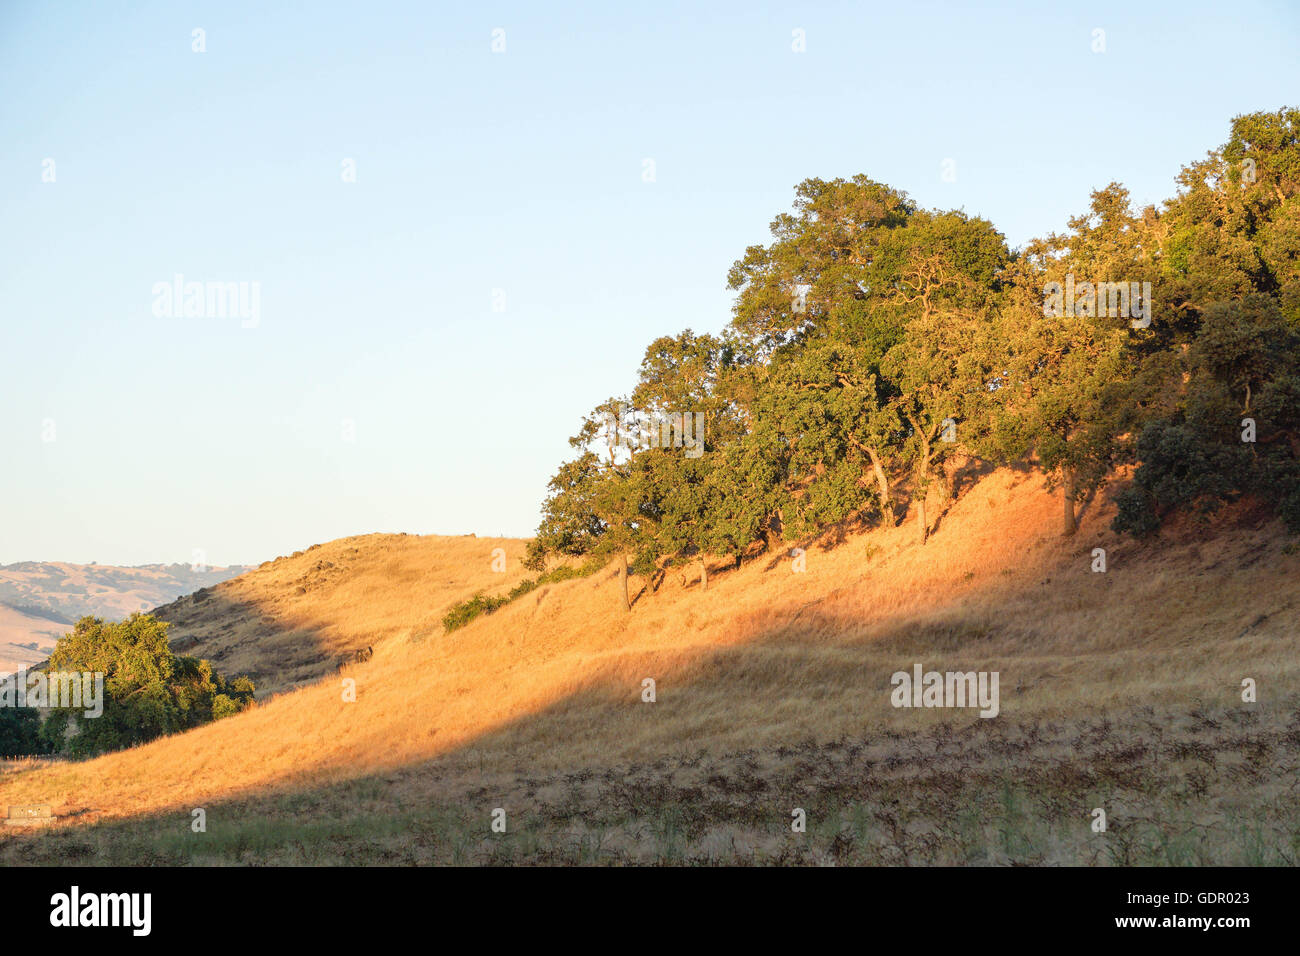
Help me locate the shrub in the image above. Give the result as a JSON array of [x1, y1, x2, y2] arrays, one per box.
[[0, 707, 49, 758], [442, 560, 601, 633], [41, 613, 256, 758], [1111, 486, 1162, 538], [441, 593, 510, 633]]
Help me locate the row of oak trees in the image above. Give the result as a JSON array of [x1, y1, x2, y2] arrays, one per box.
[[527, 108, 1300, 609]]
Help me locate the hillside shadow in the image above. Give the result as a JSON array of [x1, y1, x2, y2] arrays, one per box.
[[153, 590, 344, 700]]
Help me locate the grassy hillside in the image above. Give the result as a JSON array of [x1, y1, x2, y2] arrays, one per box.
[[151, 533, 531, 696], [2, 470, 1297, 865]]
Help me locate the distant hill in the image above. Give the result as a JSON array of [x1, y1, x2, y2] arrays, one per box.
[[0, 561, 248, 673]]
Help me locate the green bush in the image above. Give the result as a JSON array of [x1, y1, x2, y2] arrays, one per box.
[[41, 613, 256, 758], [441, 594, 510, 633], [442, 560, 600, 633], [0, 707, 49, 758], [1111, 487, 1162, 538]]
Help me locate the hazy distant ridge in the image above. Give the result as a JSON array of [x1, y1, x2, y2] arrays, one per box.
[[0, 561, 247, 672]]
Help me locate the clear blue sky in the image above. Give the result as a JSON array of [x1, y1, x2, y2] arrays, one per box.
[[2, 0, 1296, 566]]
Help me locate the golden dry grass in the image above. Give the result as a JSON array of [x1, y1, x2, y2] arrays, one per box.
[[1, 466, 1297, 864], [152, 532, 531, 695]]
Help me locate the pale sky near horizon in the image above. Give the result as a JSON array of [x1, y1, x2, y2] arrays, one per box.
[[2, 0, 1297, 567]]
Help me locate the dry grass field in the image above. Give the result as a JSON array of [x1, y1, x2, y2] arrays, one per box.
[[2, 466, 1297, 865]]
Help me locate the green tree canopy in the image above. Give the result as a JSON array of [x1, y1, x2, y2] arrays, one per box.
[[42, 613, 255, 757]]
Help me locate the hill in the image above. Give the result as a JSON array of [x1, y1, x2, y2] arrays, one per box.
[[0, 603, 69, 673], [0, 561, 247, 673], [151, 534, 531, 696], [1, 469, 1297, 865]]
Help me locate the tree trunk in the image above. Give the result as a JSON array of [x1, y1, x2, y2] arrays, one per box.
[[619, 553, 631, 611], [866, 446, 893, 524], [1062, 468, 1078, 537], [699, 556, 708, 592], [915, 430, 931, 545], [939, 457, 955, 505]]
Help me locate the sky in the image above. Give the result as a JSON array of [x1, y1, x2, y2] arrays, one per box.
[[1, 0, 1297, 567]]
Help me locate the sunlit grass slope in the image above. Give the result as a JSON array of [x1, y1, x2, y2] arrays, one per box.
[[2, 468, 1297, 863], [152, 533, 531, 695]]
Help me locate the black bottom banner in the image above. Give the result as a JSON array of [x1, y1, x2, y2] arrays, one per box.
[[0, 865, 1279, 943]]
